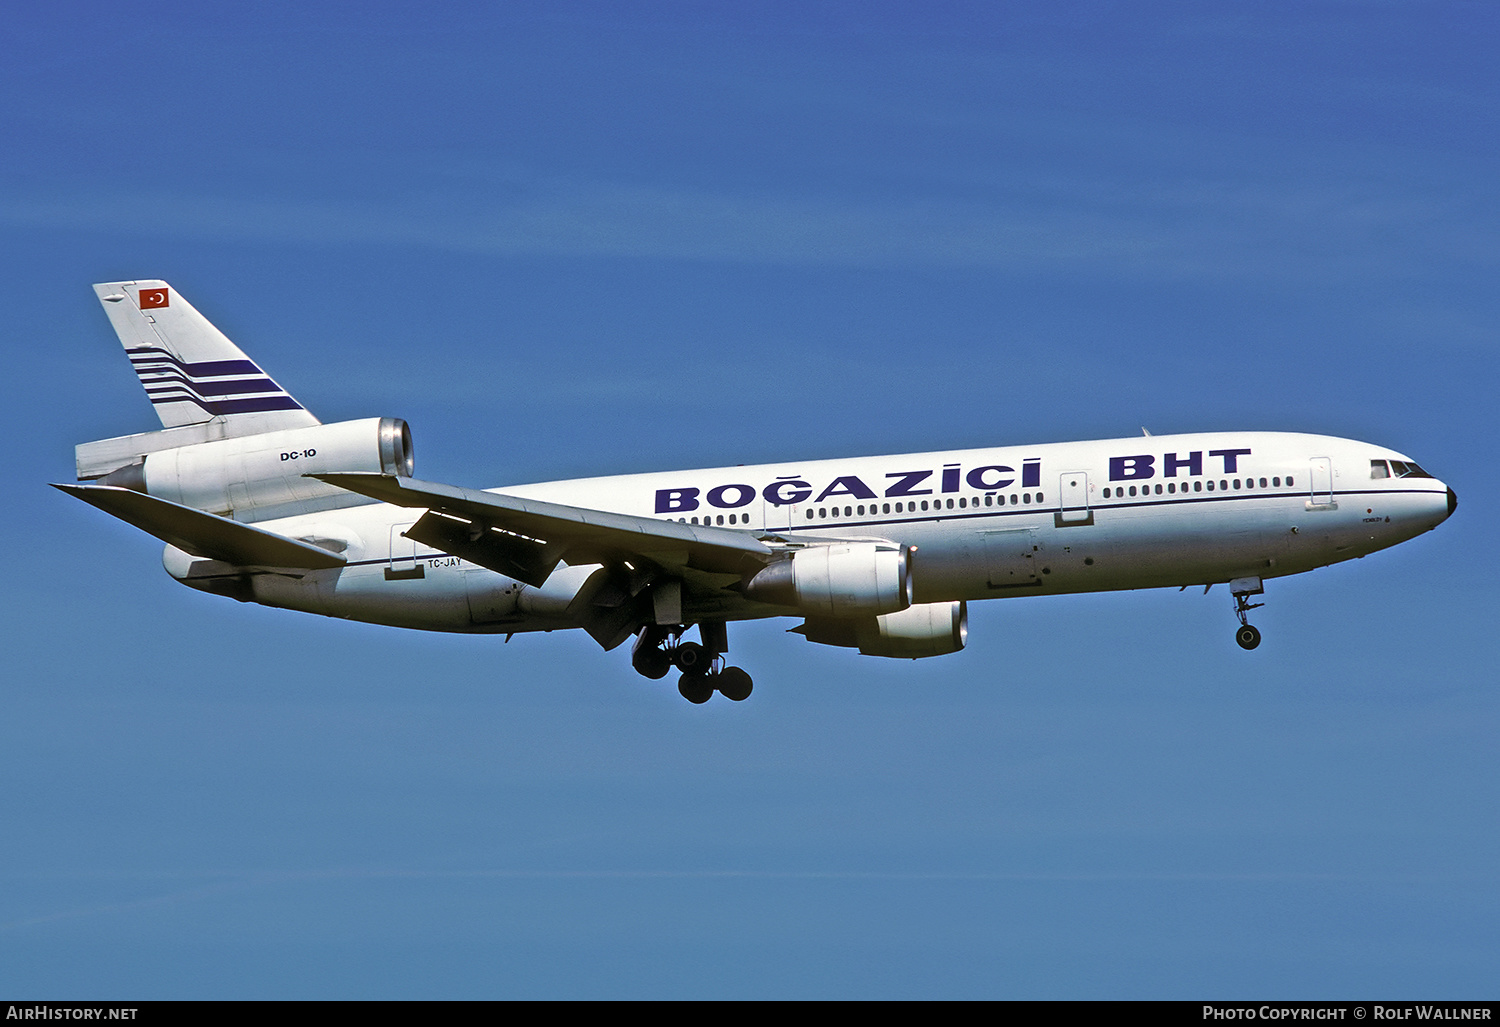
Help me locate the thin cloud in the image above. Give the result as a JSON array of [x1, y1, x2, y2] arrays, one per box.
[[0, 173, 1477, 282]]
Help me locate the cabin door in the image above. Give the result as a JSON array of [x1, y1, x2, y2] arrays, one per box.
[[1310, 457, 1334, 507], [1058, 471, 1092, 524]]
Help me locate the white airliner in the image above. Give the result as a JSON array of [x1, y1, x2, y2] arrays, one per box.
[[57, 281, 1457, 703]]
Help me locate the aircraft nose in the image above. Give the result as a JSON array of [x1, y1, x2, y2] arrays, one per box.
[[1447, 486, 1458, 518]]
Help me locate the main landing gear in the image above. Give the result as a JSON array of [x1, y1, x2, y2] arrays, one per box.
[[630, 624, 754, 703], [1230, 576, 1264, 651]]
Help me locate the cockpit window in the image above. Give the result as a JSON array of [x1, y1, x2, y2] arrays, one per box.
[[1388, 460, 1435, 479], [1370, 460, 1390, 479]]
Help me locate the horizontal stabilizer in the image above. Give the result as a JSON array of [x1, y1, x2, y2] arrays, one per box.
[[54, 483, 346, 569]]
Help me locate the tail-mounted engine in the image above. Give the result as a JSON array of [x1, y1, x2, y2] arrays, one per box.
[[78, 417, 414, 522]]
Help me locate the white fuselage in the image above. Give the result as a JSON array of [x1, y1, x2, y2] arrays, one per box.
[[174, 431, 1453, 636]]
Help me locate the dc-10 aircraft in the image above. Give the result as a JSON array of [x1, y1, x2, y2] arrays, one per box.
[[57, 281, 1457, 703]]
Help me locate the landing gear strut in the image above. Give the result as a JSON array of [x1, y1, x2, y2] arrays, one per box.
[[1230, 576, 1264, 651], [632, 623, 755, 703]]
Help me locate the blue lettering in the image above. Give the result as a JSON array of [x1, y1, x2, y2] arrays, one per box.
[[763, 479, 812, 506], [885, 470, 933, 497], [1210, 448, 1252, 473], [1163, 451, 1202, 477], [816, 475, 877, 503], [941, 465, 961, 493], [966, 465, 1015, 490], [1022, 459, 1041, 488], [707, 483, 755, 509], [1110, 455, 1156, 481], [655, 487, 700, 513]]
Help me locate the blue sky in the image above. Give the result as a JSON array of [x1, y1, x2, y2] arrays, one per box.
[[3, 1, 1495, 998]]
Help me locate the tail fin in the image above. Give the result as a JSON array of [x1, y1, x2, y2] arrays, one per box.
[[93, 280, 318, 432]]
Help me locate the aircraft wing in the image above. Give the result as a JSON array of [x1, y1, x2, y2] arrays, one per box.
[[54, 483, 347, 570], [311, 472, 774, 587]]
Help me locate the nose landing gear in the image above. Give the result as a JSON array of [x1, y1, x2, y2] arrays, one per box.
[[632, 623, 755, 702], [1230, 576, 1264, 650]]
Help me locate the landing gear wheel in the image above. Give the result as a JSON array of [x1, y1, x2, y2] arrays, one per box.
[[1230, 581, 1266, 652], [678, 672, 714, 704], [716, 667, 753, 702], [632, 645, 672, 680], [674, 641, 711, 674], [631, 625, 674, 680]]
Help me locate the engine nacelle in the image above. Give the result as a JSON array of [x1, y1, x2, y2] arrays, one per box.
[[744, 542, 910, 617], [799, 601, 968, 659], [93, 417, 413, 522]]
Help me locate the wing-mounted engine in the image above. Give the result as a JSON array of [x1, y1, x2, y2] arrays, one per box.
[[796, 601, 968, 659], [77, 417, 414, 522], [742, 542, 911, 616]]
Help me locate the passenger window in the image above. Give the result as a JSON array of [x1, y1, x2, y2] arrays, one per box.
[[1273, 477, 1281, 487], [1287, 477, 1294, 487]]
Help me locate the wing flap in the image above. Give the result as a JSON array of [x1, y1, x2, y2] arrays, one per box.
[[404, 509, 567, 588], [54, 483, 346, 570]]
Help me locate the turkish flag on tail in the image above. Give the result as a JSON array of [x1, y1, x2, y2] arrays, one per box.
[[139, 288, 169, 309]]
